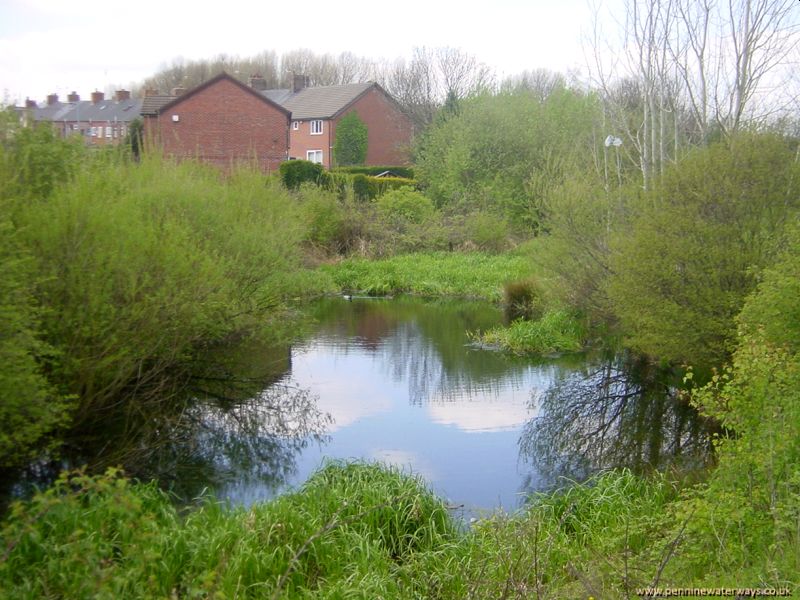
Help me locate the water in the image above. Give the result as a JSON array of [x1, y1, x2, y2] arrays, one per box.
[[213, 297, 713, 514], [2, 296, 714, 514]]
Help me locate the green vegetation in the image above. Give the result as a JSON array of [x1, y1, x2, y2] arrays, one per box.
[[415, 87, 599, 231], [477, 310, 588, 355], [278, 159, 324, 189], [321, 251, 537, 300], [332, 111, 368, 166], [0, 130, 321, 465]]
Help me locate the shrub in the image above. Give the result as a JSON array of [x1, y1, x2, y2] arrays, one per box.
[[503, 277, 545, 321], [465, 212, 510, 252], [376, 188, 435, 225], [279, 159, 325, 190], [333, 111, 368, 166], [332, 165, 415, 179]]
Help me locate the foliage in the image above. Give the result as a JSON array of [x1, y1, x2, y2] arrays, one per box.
[[0, 122, 84, 201], [604, 133, 800, 367], [320, 251, 537, 300], [464, 211, 510, 252], [415, 88, 600, 231], [503, 277, 545, 320], [332, 165, 415, 179], [0, 215, 68, 465], [332, 111, 368, 166], [279, 159, 325, 190], [375, 188, 435, 224], [476, 309, 588, 355], [0, 463, 455, 599], [125, 117, 143, 160], [0, 151, 312, 457]]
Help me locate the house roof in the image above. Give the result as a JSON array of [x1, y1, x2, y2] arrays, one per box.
[[140, 95, 175, 117], [267, 82, 374, 120], [155, 72, 291, 117], [31, 99, 143, 123]]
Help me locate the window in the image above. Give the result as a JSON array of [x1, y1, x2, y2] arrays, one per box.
[[105, 126, 112, 138], [307, 150, 323, 164], [90, 127, 96, 137], [310, 120, 323, 135], [292, 121, 299, 130]]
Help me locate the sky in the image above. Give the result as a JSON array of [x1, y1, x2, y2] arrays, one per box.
[[0, 0, 604, 104]]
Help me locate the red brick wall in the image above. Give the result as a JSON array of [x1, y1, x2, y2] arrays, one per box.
[[332, 87, 413, 167], [287, 118, 332, 166], [150, 78, 289, 172], [287, 86, 413, 169]]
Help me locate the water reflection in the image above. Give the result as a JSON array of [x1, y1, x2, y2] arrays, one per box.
[[518, 352, 715, 493], [3, 334, 329, 504]]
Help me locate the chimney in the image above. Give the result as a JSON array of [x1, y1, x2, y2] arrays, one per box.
[[67, 91, 80, 103], [249, 74, 267, 91], [115, 89, 131, 102], [25, 98, 37, 109], [292, 74, 309, 93], [144, 88, 159, 97], [47, 93, 59, 106], [91, 91, 104, 104], [171, 87, 185, 97]]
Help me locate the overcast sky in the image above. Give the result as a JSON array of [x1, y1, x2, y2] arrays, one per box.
[[0, 0, 609, 104]]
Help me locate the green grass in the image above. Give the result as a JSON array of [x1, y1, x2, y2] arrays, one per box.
[[477, 309, 589, 354], [2, 460, 797, 598], [319, 251, 538, 301]]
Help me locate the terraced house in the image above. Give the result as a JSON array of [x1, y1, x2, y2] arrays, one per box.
[[21, 90, 142, 146]]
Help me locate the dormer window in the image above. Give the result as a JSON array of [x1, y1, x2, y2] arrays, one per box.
[[310, 120, 323, 135]]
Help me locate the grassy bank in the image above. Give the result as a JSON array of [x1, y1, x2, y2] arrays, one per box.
[[475, 309, 589, 354], [319, 250, 538, 301], [3, 457, 796, 598]]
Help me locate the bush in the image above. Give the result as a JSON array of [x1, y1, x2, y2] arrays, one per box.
[[465, 212, 510, 252], [332, 165, 415, 179], [376, 188, 435, 225], [279, 159, 325, 190], [5, 154, 308, 445]]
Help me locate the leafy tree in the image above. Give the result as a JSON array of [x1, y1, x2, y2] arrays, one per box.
[[333, 112, 368, 166], [604, 133, 800, 367], [414, 88, 600, 231]]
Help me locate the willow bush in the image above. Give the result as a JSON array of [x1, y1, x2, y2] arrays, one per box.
[[0, 144, 310, 462]]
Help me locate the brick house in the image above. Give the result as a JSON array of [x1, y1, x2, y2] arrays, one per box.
[[141, 73, 291, 172], [263, 75, 413, 168], [143, 72, 413, 171], [20, 90, 141, 146]]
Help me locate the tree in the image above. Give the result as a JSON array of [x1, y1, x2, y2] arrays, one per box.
[[604, 133, 800, 367], [333, 112, 368, 166]]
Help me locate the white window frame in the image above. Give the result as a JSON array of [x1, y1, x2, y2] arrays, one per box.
[[310, 120, 323, 135], [105, 126, 112, 138], [306, 150, 323, 164], [292, 121, 299, 130]]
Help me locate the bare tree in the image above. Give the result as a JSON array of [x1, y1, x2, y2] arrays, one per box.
[[590, 0, 799, 189]]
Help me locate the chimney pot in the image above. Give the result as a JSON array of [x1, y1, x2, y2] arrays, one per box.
[[249, 74, 267, 91], [67, 91, 80, 103], [115, 89, 131, 102], [47, 93, 59, 106], [292, 74, 309, 93], [91, 91, 104, 104]]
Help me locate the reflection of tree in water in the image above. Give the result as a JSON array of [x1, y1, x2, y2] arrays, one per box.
[[519, 353, 716, 493], [309, 297, 550, 403], [6, 337, 329, 503]]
